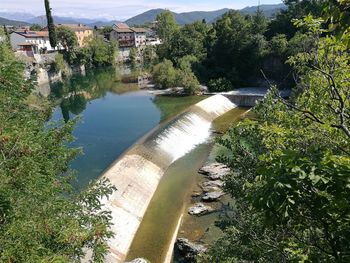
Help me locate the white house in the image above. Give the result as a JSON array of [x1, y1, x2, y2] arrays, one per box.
[[10, 30, 57, 53]]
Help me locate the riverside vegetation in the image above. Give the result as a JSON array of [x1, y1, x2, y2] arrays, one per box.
[[0, 0, 349, 262], [0, 28, 115, 262]]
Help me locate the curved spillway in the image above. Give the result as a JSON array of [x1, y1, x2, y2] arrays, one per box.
[[102, 95, 236, 262]]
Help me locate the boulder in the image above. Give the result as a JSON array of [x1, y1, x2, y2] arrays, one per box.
[[191, 191, 202, 197], [199, 162, 230, 180], [202, 191, 225, 202], [201, 180, 224, 192], [188, 203, 214, 216], [176, 238, 206, 262]]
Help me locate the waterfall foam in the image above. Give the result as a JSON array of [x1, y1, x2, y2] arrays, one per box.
[[101, 95, 237, 262]]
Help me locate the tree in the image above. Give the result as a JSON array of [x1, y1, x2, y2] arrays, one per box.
[[56, 26, 78, 52], [44, 0, 57, 48], [129, 47, 138, 64], [30, 24, 43, 31], [203, 17, 350, 262], [80, 36, 118, 67], [167, 21, 209, 64], [152, 59, 178, 89], [155, 10, 179, 44], [0, 34, 114, 262]]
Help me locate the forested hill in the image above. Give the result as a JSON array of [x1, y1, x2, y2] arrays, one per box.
[[240, 3, 287, 16], [125, 8, 230, 25], [0, 16, 30, 26], [125, 4, 286, 25]]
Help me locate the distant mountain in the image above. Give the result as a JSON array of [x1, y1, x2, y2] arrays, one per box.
[[125, 4, 286, 25], [125, 8, 230, 25], [0, 12, 35, 22], [240, 3, 286, 17], [87, 20, 122, 28], [27, 15, 83, 26], [0, 16, 30, 26]]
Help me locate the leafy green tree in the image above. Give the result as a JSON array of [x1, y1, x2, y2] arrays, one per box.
[[155, 10, 179, 44], [207, 78, 233, 92], [57, 26, 78, 52], [129, 47, 138, 64], [29, 24, 43, 31], [152, 59, 178, 89], [44, 0, 57, 48], [0, 34, 114, 263], [167, 21, 209, 64], [80, 36, 117, 67], [142, 45, 158, 67], [205, 10, 268, 85], [203, 17, 350, 262]]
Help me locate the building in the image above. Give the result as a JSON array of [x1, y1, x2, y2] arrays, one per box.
[[110, 23, 148, 48], [10, 30, 56, 53], [41, 24, 93, 47]]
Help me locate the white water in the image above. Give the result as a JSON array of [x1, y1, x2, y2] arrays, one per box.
[[101, 95, 237, 262]]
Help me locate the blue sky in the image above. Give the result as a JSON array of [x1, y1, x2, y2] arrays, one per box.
[[0, 0, 283, 20]]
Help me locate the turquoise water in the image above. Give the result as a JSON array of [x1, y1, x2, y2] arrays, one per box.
[[48, 68, 204, 188]]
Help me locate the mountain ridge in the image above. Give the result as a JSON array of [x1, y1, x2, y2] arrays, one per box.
[[0, 3, 286, 28]]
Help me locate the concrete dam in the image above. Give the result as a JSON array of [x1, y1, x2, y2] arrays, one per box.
[[100, 94, 238, 262]]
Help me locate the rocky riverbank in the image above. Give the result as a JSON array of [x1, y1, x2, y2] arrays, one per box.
[[175, 161, 231, 262]]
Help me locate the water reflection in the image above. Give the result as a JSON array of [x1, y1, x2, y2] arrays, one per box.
[[49, 67, 142, 122]]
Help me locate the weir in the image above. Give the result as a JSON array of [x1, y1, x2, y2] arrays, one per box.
[[101, 94, 237, 262]]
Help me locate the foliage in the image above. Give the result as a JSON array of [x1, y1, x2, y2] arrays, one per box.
[[152, 57, 200, 94], [29, 24, 43, 31], [57, 26, 78, 52], [141, 45, 158, 67], [155, 10, 179, 44], [53, 53, 70, 76], [208, 78, 233, 92], [203, 19, 350, 262], [152, 59, 177, 89], [204, 10, 268, 86], [0, 39, 114, 262], [71, 36, 117, 68], [129, 47, 138, 65], [44, 0, 57, 48], [166, 21, 209, 64]]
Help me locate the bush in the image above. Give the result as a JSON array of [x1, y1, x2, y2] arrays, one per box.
[[208, 78, 233, 92], [152, 59, 178, 89], [53, 53, 70, 76], [177, 68, 200, 95]]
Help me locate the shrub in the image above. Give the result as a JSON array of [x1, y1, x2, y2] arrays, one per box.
[[152, 59, 178, 89], [208, 78, 233, 92]]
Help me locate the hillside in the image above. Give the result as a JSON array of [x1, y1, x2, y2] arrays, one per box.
[[240, 3, 286, 17], [125, 4, 286, 25], [125, 8, 230, 25], [0, 17, 30, 26]]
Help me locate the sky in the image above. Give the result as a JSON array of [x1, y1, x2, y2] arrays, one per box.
[[0, 0, 283, 20]]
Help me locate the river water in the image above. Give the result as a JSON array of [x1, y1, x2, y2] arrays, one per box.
[[47, 67, 205, 188], [45, 68, 247, 263]]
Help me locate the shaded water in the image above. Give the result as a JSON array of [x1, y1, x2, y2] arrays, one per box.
[[47, 68, 205, 188]]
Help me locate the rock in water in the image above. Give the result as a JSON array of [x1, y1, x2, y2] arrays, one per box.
[[199, 162, 230, 180], [176, 238, 206, 262], [201, 180, 224, 192], [202, 191, 225, 202], [188, 203, 214, 216]]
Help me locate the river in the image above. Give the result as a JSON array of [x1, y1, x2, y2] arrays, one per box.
[[45, 67, 247, 263], [47, 67, 205, 189]]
